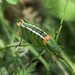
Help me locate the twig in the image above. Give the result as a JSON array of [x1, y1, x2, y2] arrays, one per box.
[[52, 56, 69, 75], [0, 43, 32, 51], [55, 0, 69, 42]]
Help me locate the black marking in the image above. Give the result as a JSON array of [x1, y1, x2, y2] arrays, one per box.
[[21, 22, 47, 39]]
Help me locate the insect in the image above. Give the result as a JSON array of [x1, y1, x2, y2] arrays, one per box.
[[17, 19, 61, 55]]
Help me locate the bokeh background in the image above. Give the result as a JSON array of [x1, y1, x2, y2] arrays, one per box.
[[0, 0, 75, 75]]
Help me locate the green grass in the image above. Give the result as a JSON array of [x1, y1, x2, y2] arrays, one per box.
[[0, 0, 75, 75]]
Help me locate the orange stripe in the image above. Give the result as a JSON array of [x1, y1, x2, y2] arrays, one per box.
[[43, 35, 52, 44]]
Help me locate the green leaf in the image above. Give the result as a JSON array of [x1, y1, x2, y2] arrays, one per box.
[[16, 62, 38, 75], [6, 0, 18, 5], [43, 0, 75, 21]]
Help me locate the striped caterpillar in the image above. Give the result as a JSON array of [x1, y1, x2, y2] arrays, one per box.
[[17, 19, 61, 55]]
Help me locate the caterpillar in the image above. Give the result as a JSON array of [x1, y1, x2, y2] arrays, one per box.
[[17, 19, 61, 55]]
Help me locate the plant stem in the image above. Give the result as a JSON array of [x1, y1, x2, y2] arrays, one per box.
[[52, 56, 69, 75], [55, 0, 69, 42], [31, 50, 46, 61], [29, 46, 49, 71], [0, 43, 31, 51], [0, 44, 49, 71], [60, 51, 75, 75], [46, 59, 51, 75]]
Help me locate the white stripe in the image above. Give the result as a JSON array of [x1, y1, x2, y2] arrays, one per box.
[[21, 24, 25, 28], [21, 22, 47, 35], [21, 22, 47, 39], [27, 27, 44, 39], [30, 24, 47, 35]]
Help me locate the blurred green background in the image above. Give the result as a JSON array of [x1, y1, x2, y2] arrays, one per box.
[[0, 0, 75, 75]]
